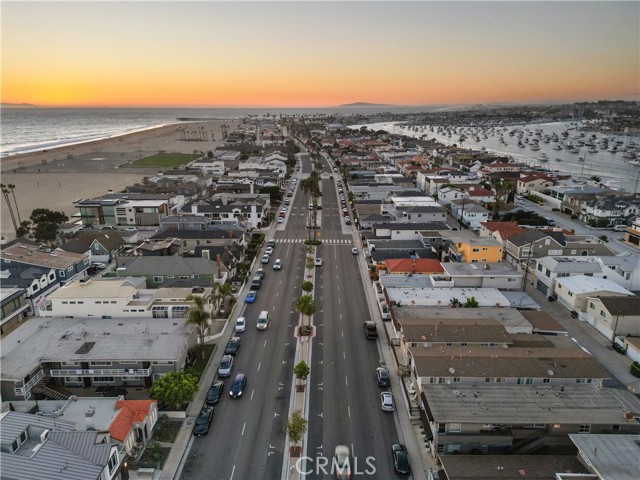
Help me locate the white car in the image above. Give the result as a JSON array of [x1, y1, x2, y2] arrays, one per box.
[[273, 259, 282, 270], [277, 217, 284, 224], [334, 445, 351, 480], [124, 226, 138, 232], [261, 254, 270, 264], [235, 317, 246, 333], [351, 247, 358, 255], [91, 262, 107, 270], [314, 258, 323, 267], [265, 246, 274, 255], [380, 392, 395, 412]]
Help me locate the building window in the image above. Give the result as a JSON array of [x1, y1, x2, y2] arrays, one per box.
[[578, 424, 591, 433], [600, 310, 607, 318], [152, 306, 169, 319], [90, 361, 112, 366], [93, 376, 115, 383], [590, 302, 595, 310], [108, 450, 119, 475], [611, 424, 621, 432], [448, 423, 461, 433], [153, 276, 164, 283], [438, 423, 446, 434], [437, 445, 445, 454], [542, 378, 550, 384]]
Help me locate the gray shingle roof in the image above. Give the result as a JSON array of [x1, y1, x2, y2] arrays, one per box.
[[599, 297, 640, 316]]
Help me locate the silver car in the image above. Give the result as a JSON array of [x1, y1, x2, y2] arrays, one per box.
[[380, 392, 394, 412], [218, 355, 234, 378]]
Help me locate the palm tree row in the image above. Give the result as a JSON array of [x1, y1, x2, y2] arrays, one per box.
[[185, 282, 234, 358], [1, 183, 21, 233], [299, 171, 321, 241]]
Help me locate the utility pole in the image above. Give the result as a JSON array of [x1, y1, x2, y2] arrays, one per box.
[[521, 240, 534, 292]]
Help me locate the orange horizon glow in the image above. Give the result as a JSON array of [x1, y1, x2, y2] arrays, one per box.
[[2, 2, 638, 108]]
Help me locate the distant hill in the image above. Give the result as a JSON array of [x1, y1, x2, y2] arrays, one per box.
[[337, 102, 401, 108], [1, 103, 36, 108]]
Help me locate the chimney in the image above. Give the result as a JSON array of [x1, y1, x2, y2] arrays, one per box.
[[85, 407, 96, 431], [216, 254, 222, 269], [228, 230, 233, 239]]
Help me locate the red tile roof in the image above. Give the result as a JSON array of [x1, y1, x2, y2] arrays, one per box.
[[480, 221, 527, 240], [467, 186, 494, 197], [109, 400, 156, 442], [384, 258, 444, 274]]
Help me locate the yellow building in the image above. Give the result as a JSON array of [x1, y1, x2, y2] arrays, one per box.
[[445, 232, 504, 263]]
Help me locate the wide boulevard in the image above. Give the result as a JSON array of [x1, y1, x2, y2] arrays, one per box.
[[181, 151, 399, 480]]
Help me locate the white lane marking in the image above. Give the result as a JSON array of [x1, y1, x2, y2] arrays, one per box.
[[264, 340, 268, 348], [339, 313, 342, 320], [341, 331, 344, 339], [338, 298, 341, 304], [242, 422, 246, 436], [348, 406, 351, 418], [343, 351, 346, 360], [345, 376, 348, 387], [230, 465, 235, 480], [257, 362, 261, 372], [251, 389, 255, 400]]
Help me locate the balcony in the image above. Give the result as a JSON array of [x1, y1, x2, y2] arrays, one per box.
[[14, 369, 45, 396], [49, 367, 152, 378]]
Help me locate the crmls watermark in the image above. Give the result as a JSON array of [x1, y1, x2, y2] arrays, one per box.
[[294, 455, 376, 476]]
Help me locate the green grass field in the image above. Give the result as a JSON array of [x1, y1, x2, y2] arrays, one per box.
[[127, 153, 201, 168]]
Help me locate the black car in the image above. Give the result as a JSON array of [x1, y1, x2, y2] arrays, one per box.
[[376, 367, 390, 387], [193, 407, 214, 437], [229, 373, 247, 399], [87, 266, 98, 275], [255, 268, 266, 280], [224, 337, 241, 356], [364, 321, 378, 339], [391, 444, 411, 477], [205, 380, 224, 405]]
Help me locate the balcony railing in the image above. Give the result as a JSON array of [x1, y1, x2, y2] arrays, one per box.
[[49, 367, 152, 378], [14, 369, 45, 396]]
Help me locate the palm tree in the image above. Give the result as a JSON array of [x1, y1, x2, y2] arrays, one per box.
[[217, 282, 234, 315], [185, 294, 211, 358], [294, 294, 316, 329], [0, 183, 18, 232], [7, 184, 21, 223]]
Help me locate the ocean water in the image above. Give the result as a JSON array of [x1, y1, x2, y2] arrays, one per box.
[[0, 106, 426, 158], [353, 121, 640, 194]]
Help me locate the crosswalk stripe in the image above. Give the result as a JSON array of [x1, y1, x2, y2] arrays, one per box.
[[274, 238, 355, 244]]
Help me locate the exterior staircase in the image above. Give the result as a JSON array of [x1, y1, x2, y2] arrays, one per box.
[[33, 380, 72, 400]]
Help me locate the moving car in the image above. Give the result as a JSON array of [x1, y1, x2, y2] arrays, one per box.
[[224, 337, 241, 355], [205, 380, 224, 405], [333, 445, 351, 480], [193, 407, 214, 437], [229, 373, 247, 398], [376, 367, 390, 387], [245, 291, 258, 303], [257, 310, 270, 330], [391, 444, 411, 477], [351, 247, 358, 255], [235, 317, 246, 333], [218, 354, 234, 378], [261, 254, 270, 264], [273, 259, 282, 270], [314, 258, 323, 267], [380, 392, 395, 412]]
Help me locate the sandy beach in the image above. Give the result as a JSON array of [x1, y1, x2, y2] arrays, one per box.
[[1, 119, 239, 240]]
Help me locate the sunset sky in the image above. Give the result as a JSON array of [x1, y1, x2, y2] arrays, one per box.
[[1, 1, 638, 107]]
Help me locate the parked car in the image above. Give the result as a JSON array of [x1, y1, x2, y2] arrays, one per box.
[[224, 337, 241, 355], [334, 445, 351, 480], [265, 246, 274, 255], [193, 407, 214, 437], [218, 355, 234, 378], [229, 373, 247, 398], [91, 262, 107, 270], [245, 291, 258, 304], [391, 444, 411, 477], [380, 392, 395, 412], [267, 239, 276, 248], [364, 321, 378, 339], [277, 217, 284, 224], [86, 266, 98, 275], [205, 380, 224, 405], [261, 254, 270, 264], [235, 317, 246, 333], [376, 367, 390, 387], [273, 259, 282, 270], [548, 294, 558, 302], [612, 343, 626, 354], [255, 268, 266, 280], [124, 226, 138, 232], [314, 258, 323, 267]]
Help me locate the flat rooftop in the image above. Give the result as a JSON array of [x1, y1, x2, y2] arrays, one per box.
[[410, 344, 609, 380], [439, 455, 589, 480], [386, 288, 511, 308], [1, 316, 195, 381], [394, 307, 533, 334], [443, 262, 520, 276], [29, 397, 122, 431], [569, 434, 640, 480], [401, 318, 511, 344], [1, 242, 87, 269], [424, 384, 640, 425]]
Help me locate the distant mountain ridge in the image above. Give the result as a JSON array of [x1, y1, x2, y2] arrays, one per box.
[[1, 103, 36, 108], [337, 102, 402, 108]]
